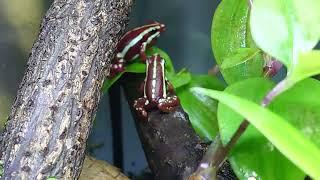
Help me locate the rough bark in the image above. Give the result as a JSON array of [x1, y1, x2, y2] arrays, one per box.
[[0, 0, 133, 179], [121, 74, 207, 180]]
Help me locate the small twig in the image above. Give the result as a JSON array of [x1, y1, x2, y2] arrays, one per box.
[[223, 120, 249, 158], [261, 79, 288, 106]]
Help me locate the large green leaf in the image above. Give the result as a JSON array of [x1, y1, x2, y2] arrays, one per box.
[[269, 79, 320, 146], [101, 63, 145, 94], [192, 80, 320, 179], [265, 50, 320, 98], [218, 78, 320, 179], [166, 68, 191, 89], [288, 50, 320, 84], [215, 78, 304, 179], [221, 48, 261, 70], [217, 79, 274, 145], [212, 0, 264, 84], [250, 0, 320, 69], [176, 75, 225, 140]]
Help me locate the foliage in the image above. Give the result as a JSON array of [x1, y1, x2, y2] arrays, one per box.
[[211, 0, 264, 84], [191, 0, 320, 179], [104, 0, 320, 178], [176, 74, 225, 140], [193, 78, 320, 179]]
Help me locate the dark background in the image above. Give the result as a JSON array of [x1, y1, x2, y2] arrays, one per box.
[[0, 0, 220, 175]]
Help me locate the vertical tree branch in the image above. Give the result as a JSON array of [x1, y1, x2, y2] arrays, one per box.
[[121, 74, 207, 179], [0, 0, 133, 179]]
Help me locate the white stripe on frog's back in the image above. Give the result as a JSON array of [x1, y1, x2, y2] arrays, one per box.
[[141, 31, 160, 53], [151, 56, 158, 99], [151, 56, 166, 99], [117, 25, 161, 60], [161, 58, 166, 98], [143, 58, 150, 98]]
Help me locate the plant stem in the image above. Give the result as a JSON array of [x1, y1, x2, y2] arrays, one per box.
[[215, 77, 290, 168], [218, 56, 284, 166], [195, 58, 286, 179], [261, 79, 289, 107], [247, 0, 253, 9]]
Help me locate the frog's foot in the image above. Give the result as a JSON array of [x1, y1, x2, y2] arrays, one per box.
[[133, 97, 149, 121], [157, 95, 180, 113], [108, 59, 125, 78]]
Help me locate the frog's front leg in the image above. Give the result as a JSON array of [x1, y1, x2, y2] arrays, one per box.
[[157, 95, 180, 113], [133, 97, 151, 120], [109, 57, 125, 77]]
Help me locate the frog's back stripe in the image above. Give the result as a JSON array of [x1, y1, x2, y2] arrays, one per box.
[[145, 54, 166, 102], [115, 23, 163, 61], [124, 31, 161, 61]]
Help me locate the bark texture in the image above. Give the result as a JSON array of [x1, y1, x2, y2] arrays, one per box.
[[122, 74, 207, 180], [0, 0, 133, 179]]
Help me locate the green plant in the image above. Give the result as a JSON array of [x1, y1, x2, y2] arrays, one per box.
[[103, 0, 320, 179]]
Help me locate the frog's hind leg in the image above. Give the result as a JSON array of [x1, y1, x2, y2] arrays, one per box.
[[133, 98, 150, 121], [157, 95, 180, 113]]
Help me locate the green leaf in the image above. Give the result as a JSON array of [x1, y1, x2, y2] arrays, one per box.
[[148, 47, 175, 74], [125, 62, 146, 73], [101, 73, 123, 94], [288, 50, 320, 84], [271, 51, 320, 96], [250, 0, 320, 69], [212, 0, 264, 84], [215, 78, 304, 179], [166, 68, 191, 88], [269, 78, 320, 146], [218, 78, 320, 179], [176, 75, 225, 140], [188, 75, 226, 89], [217, 78, 274, 145], [101, 63, 146, 94], [192, 83, 320, 179], [221, 48, 261, 69], [0, 160, 3, 178], [101, 47, 174, 94]]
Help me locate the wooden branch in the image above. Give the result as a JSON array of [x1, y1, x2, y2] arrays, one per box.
[[121, 74, 207, 179], [0, 0, 133, 179], [79, 156, 129, 180]]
